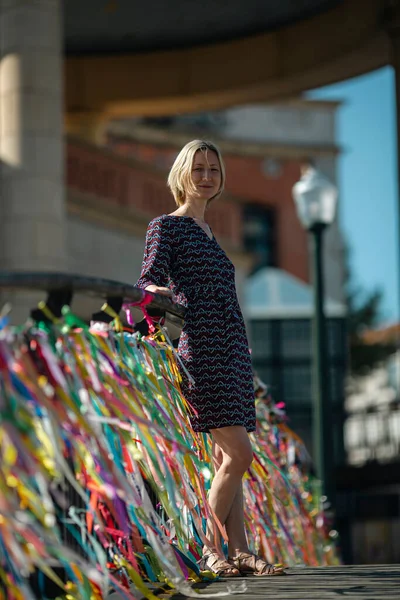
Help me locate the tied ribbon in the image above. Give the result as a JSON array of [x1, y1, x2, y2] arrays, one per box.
[[0, 308, 339, 599], [123, 291, 157, 333]]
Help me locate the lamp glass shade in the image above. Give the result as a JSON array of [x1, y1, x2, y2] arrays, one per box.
[[292, 168, 338, 230]]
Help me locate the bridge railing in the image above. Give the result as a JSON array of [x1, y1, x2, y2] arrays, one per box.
[[0, 272, 187, 598], [0, 270, 338, 598], [0, 271, 185, 323]]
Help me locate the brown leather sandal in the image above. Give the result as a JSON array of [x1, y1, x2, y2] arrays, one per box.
[[198, 552, 241, 577], [230, 552, 287, 576]]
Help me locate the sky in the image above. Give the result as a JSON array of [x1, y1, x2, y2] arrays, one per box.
[[308, 67, 399, 325]]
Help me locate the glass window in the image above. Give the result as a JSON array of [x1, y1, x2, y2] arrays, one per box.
[[249, 320, 272, 359], [252, 361, 281, 399], [243, 205, 276, 272], [282, 365, 312, 406], [327, 319, 346, 358], [329, 365, 345, 406], [281, 320, 311, 358], [254, 366, 273, 388]]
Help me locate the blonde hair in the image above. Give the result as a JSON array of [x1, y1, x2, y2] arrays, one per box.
[[167, 140, 225, 207]]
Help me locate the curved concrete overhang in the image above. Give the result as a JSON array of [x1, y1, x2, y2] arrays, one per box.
[[65, 0, 389, 125]]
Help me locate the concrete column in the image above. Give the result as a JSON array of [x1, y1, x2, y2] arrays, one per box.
[[0, 0, 67, 321]]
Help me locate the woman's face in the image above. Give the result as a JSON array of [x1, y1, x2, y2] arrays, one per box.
[[190, 149, 222, 201]]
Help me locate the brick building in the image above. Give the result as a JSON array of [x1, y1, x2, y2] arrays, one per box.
[[107, 98, 345, 305]]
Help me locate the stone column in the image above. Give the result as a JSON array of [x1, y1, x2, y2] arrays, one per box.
[[0, 0, 67, 322]]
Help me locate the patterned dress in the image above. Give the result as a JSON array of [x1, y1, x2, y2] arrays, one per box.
[[136, 215, 256, 433]]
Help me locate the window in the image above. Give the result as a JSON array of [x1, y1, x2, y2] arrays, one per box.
[[249, 320, 272, 359], [282, 366, 312, 406], [243, 205, 276, 273], [252, 362, 281, 398], [327, 319, 346, 358], [249, 317, 347, 466], [254, 366, 273, 388], [330, 365, 345, 405], [281, 320, 311, 358]]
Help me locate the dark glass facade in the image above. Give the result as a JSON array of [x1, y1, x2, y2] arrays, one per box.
[[250, 316, 347, 466], [243, 204, 276, 274]]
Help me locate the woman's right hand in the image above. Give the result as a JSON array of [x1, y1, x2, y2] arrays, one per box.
[[145, 285, 177, 302]]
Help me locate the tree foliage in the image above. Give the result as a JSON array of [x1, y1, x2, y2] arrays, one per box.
[[345, 245, 396, 375]]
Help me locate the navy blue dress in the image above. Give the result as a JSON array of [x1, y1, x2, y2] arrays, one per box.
[[136, 215, 256, 433]]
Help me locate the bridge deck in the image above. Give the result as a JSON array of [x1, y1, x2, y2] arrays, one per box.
[[108, 565, 400, 599]]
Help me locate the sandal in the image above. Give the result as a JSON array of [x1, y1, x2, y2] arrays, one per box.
[[198, 552, 241, 577], [230, 552, 286, 576]]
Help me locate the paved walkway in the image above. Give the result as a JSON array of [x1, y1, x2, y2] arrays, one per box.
[[108, 565, 400, 599]]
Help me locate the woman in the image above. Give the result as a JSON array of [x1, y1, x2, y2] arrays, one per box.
[[136, 140, 284, 577]]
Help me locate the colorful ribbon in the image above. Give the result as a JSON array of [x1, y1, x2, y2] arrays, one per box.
[[0, 309, 339, 599]]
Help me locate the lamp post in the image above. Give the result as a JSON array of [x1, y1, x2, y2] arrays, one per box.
[[292, 166, 338, 504]]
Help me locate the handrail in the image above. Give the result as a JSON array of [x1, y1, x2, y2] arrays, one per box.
[[0, 271, 186, 320]]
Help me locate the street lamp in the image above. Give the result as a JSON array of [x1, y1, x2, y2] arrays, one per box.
[[292, 165, 338, 504]]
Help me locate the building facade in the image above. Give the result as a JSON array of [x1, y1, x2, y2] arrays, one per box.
[[339, 330, 400, 565], [65, 137, 251, 318], [108, 98, 345, 304], [246, 267, 347, 465]]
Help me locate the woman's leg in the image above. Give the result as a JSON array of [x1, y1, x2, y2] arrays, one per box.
[[225, 483, 249, 555], [205, 426, 253, 547], [211, 436, 285, 576], [212, 441, 249, 556]]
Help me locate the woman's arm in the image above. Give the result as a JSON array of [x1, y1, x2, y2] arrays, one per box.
[[136, 217, 174, 298]]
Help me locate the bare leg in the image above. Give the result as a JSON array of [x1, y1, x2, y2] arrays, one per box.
[[205, 426, 253, 547], [225, 483, 249, 555], [212, 441, 249, 556], [203, 428, 285, 576], [212, 440, 285, 576]]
